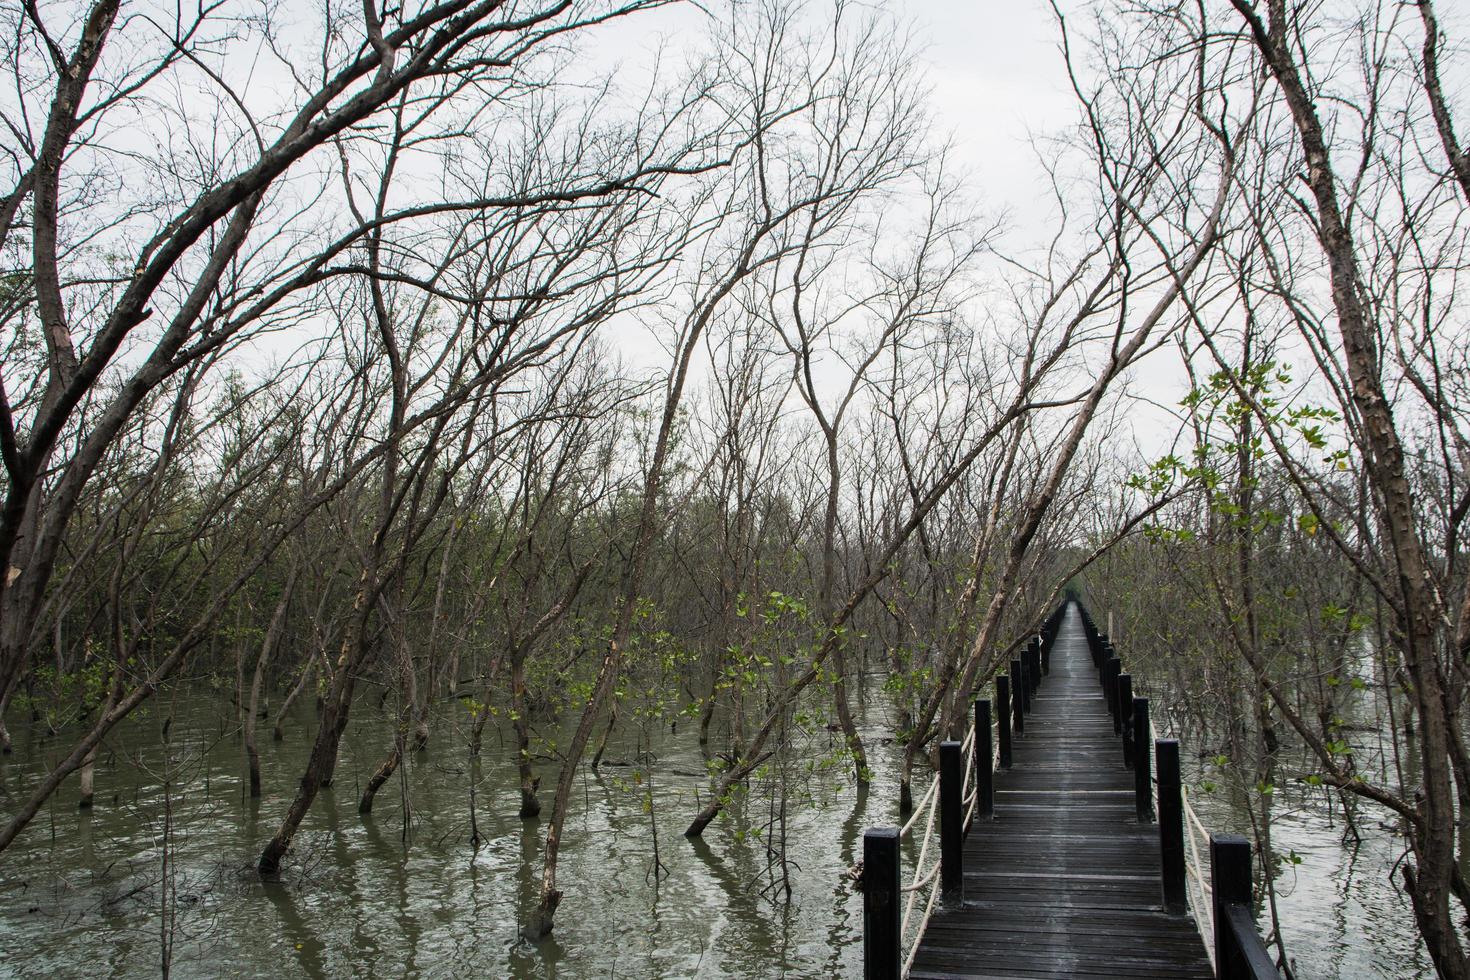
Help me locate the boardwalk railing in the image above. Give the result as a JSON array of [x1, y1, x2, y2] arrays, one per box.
[[1076, 602, 1281, 980], [862, 603, 1066, 979], [862, 702, 987, 976]]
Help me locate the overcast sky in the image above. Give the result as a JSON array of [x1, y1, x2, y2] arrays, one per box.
[[919, 1, 1077, 221]]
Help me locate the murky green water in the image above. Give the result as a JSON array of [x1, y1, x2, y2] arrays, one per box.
[[1, 688, 899, 977], [0, 677, 1442, 978]]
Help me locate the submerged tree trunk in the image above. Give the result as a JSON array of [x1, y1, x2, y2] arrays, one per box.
[[360, 701, 409, 815], [0, 669, 19, 754], [78, 744, 96, 808], [272, 660, 313, 742], [246, 571, 296, 797], [259, 589, 375, 874], [513, 656, 540, 818]]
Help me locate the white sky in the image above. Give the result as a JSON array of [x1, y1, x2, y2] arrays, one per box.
[[919, 1, 1078, 228], [920, 1, 1196, 459]]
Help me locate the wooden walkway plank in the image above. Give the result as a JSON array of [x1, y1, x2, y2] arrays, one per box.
[[907, 604, 1213, 980]]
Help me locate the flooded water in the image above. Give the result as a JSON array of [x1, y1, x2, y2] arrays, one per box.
[[0, 687, 908, 978], [0, 675, 1441, 978]]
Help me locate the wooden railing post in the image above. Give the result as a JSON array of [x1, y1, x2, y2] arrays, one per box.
[[1103, 657, 1121, 728], [1011, 658, 1026, 734], [1019, 653, 1033, 713], [940, 740, 964, 902], [975, 699, 994, 816], [1116, 672, 1132, 742], [1133, 698, 1152, 821], [1211, 832, 1280, 979], [863, 827, 901, 979], [1211, 833, 1252, 980], [996, 676, 1012, 767], [1157, 739, 1186, 913]]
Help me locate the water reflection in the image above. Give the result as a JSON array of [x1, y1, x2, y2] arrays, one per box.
[[1, 690, 892, 977]]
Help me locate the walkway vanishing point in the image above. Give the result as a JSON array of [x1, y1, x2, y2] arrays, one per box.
[[861, 601, 1281, 980]]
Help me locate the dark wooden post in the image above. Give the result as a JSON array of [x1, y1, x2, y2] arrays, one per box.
[[1030, 645, 1041, 693], [996, 677, 1012, 767], [1157, 739, 1186, 913], [1133, 698, 1152, 821], [940, 740, 963, 902], [863, 827, 901, 979], [1039, 633, 1050, 675], [1211, 833, 1253, 980], [975, 699, 994, 816], [1103, 658, 1121, 727], [1116, 673, 1132, 742], [1011, 658, 1026, 733], [1023, 652, 1034, 714]]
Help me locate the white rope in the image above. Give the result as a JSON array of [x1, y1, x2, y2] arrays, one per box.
[[902, 857, 943, 977], [960, 725, 976, 801], [901, 773, 941, 927], [1181, 784, 1217, 968], [900, 776, 938, 838], [891, 713, 982, 977], [901, 861, 939, 894]]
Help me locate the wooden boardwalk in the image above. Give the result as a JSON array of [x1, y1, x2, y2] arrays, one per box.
[[908, 605, 1213, 979]]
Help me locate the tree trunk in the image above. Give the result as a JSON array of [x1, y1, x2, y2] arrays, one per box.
[[246, 572, 295, 797], [359, 704, 408, 815], [273, 660, 312, 742], [78, 744, 96, 808], [513, 655, 540, 818], [259, 594, 373, 874]]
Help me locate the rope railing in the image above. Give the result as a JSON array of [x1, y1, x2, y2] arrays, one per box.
[[893, 715, 978, 975], [959, 725, 981, 831], [1181, 784, 1216, 967], [1147, 713, 1217, 967]]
